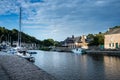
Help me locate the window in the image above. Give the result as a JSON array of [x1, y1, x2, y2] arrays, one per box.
[[116, 43, 119, 48], [112, 43, 114, 47], [109, 43, 111, 47]]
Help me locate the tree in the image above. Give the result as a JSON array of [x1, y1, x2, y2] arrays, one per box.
[[0, 26, 41, 46], [54, 41, 61, 47], [43, 39, 54, 47], [88, 33, 104, 46], [87, 34, 94, 39]]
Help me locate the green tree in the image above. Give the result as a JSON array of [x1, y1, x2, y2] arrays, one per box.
[[87, 34, 94, 39], [43, 39, 54, 47], [54, 41, 61, 47], [88, 33, 104, 46], [0, 26, 41, 46]]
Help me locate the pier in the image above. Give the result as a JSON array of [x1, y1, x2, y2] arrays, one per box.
[[0, 52, 56, 80]]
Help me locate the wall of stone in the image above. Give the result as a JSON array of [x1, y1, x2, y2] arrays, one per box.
[[104, 34, 120, 49]]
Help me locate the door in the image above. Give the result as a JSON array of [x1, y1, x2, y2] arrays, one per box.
[[116, 43, 119, 48]]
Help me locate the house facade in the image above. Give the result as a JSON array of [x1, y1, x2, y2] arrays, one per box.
[[62, 35, 89, 49], [104, 27, 120, 49]]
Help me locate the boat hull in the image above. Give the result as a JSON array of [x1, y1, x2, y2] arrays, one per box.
[[72, 48, 82, 54]]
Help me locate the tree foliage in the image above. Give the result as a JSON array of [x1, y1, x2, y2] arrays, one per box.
[[0, 26, 61, 48], [43, 39, 54, 47], [87, 33, 104, 46], [111, 26, 120, 29], [0, 27, 41, 44]]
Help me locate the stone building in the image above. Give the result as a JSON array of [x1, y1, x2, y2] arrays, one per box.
[[104, 27, 120, 49], [62, 35, 89, 49]]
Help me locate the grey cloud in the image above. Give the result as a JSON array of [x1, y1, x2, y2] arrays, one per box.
[[0, 0, 120, 40]]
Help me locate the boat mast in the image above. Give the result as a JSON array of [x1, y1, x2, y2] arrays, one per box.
[[18, 7, 21, 47]]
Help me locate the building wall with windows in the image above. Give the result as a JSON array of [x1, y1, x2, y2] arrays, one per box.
[[104, 34, 120, 49], [62, 35, 89, 49]]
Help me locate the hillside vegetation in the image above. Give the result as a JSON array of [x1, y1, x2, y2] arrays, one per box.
[[0, 27, 40, 44], [0, 27, 61, 49]]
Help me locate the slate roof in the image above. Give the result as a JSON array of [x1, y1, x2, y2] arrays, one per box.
[[106, 27, 120, 35], [64, 36, 81, 44], [73, 37, 82, 43]]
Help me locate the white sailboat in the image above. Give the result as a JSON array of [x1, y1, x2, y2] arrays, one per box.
[[15, 7, 35, 62]]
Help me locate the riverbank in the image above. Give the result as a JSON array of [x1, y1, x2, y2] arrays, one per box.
[[0, 52, 56, 80]]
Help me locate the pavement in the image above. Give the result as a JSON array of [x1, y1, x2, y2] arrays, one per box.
[[0, 51, 56, 80], [0, 65, 10, 80]]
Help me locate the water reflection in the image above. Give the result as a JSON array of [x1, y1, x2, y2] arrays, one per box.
[[104, 56, 120, 80], [32, 50, 120, 80]]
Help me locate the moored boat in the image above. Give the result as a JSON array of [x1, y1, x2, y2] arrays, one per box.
[[27, 51, 37, 54], [11, 7, 35, 62], [16, 47, 35, 62], [72, 48, 82, 54]]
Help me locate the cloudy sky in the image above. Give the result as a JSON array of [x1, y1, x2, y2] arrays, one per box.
[[0, 0, 120, 41]]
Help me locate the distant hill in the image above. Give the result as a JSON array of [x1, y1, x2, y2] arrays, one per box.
[[0, 27, 41, 44]]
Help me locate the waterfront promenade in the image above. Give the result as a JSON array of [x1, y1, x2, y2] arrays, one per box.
[[0, 52, 56, 80]]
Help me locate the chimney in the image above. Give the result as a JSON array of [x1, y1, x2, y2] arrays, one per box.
[[72, 35, 74, 39], [108, 28, 112, 31]]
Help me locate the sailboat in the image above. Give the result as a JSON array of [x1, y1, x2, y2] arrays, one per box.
[[14, 7, 35, 62]]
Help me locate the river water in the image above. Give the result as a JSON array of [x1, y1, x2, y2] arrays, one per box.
[[31, 50, 120, 80]]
